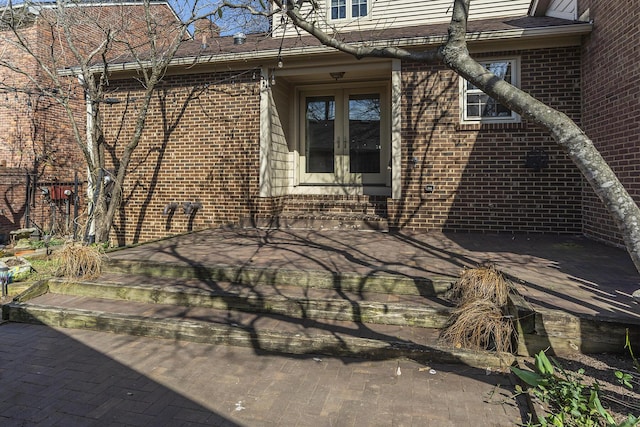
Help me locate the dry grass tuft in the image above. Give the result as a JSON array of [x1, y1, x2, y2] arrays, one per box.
[[441, 264, 515, 353], [55, 242, 105, 279], [440, 299, 514, 353], [447, 264, 510, 307]]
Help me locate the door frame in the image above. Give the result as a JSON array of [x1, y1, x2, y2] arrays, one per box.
[[296, 81, 391, 190]]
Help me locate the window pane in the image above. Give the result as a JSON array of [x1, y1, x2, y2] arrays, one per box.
[[306, 97, 335, 173], [496, 103, 511, 117], [349, 94, 380, 173], [352, 0, 367, 17], [464, 60, 515, 120], [331, 0, 346, 19], [486, 61, 511, 80], [482, 99, 497, 117]]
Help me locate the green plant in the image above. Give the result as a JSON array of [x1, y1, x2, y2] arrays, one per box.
[[624, 329, 640, 373], [615, 371, 634, 390], [29, 238, 65, 250], [511, 350, 639, 427], [613, 329, 639, 392]]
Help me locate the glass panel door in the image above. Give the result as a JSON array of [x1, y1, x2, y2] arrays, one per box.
[[300, 87, 388, 186], [349, 93, 381, 174], [306, 96, 335, 173]]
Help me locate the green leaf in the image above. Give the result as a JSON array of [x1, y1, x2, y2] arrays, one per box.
[[511, 366, 542, 387], [217, 8, 223, 19], [588, 391, 615, 424], [618, 414, 639, 427], [535, 351, 555, 376]]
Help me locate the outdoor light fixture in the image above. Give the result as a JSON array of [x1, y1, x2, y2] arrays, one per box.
[[277, 57, 284, 68], [330, 71, 345, 80]]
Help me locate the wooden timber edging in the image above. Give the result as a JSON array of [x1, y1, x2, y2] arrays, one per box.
[[508, 292, 640, 356]]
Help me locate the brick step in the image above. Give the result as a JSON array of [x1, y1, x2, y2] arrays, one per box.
[[243, 212, 389, 232], [244, 195, 390, 231], [3, 292, 514, 369], [278, 196, 388, 215], [38, 275, 454, 328]]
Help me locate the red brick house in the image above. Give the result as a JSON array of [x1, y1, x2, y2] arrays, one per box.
[[5, 0, 637, 249], [0, 1, 181, 240], [91, 0, 618, 247]]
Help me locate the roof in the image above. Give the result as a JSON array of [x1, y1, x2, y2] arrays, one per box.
[[63, 14, 592, 74]]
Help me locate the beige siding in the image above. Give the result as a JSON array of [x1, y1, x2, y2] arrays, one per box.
[[273, 0, 531, 37], [267, 84, 292, 196], [547, 0, 577, 20]]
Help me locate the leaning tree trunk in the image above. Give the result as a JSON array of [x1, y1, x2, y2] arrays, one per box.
[[441, 0, 640, 274]]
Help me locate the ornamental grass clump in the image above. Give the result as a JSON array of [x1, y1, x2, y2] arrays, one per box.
[[447, 264, 510, 307], [55, 242, 104, 279], [441, 265, 515, 353]]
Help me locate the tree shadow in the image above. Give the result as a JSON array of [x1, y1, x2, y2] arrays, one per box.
[[0, 322, 240, 426]]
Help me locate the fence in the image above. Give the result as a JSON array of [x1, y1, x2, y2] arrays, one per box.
[[0, 169, 84, 243]]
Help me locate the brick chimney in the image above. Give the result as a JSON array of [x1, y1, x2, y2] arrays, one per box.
[[194, 18, 220, 48]]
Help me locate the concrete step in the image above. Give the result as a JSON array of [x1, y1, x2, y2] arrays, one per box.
[[1, 259, 518, 369], [3, 292, 514, 370], [104, 258, 454, 297], [42, 275, 454, 328]]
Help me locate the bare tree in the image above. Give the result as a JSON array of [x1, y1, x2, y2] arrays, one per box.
[[238, 0, 640, 276], [0, 0, 220, 243]]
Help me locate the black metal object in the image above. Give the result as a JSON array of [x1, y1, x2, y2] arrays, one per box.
[[525, 148, 549, 171], [25, 174, 83, 237]]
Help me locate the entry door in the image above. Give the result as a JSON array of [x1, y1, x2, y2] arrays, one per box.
[[300, 87, 388, 185]]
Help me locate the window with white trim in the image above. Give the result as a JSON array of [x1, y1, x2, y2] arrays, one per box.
[[330, 0, 369, 20], [461, 58, 520, 123]]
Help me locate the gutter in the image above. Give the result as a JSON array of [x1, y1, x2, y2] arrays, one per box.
[[58, 22, 593, 76]]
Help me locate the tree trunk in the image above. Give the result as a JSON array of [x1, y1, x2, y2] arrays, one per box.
[[441, 0, 640, 274]]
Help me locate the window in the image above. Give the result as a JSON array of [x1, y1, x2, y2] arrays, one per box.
[[331, 0, 368, 20], [461, 58, 520, 123], [352, 0, 368, 17]]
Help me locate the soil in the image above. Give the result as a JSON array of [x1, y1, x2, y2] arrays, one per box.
[[522, 351, 640, 424]]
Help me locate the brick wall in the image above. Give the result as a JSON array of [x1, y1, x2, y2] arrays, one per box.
[[390, 46, 583, 233], [0, 3, 181, 239], [581, 0, 640, 246], [0, 169, 28, 242], [102, 71, 262, 245], [102, 46, 585, 245]]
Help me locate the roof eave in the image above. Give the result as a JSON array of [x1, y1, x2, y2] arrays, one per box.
[[58, 22, 593, 76]]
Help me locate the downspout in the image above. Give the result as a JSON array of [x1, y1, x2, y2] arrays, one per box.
[[259, 67, 272, 197]]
